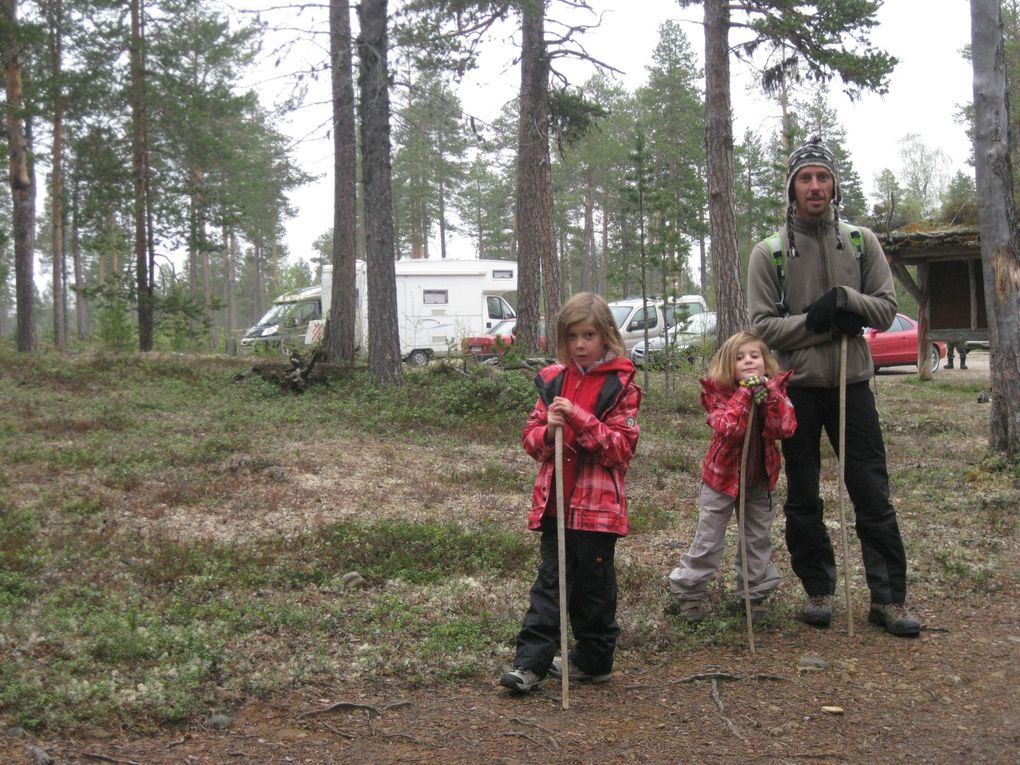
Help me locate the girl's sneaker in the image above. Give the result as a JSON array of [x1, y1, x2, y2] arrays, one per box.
[[499, 667, 544, 692], [548, 656, 611, 684], [665, 598, 708, 623]]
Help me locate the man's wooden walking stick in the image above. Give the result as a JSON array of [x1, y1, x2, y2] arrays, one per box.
[[737, 401, 757, 654], [554, 426, 569, 709], [837, 336, 854, 636]]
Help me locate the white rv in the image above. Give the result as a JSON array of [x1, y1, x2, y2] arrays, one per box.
[[242, 259, 518, 365]]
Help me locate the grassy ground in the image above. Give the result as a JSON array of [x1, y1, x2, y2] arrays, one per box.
[[0, 348, 1017, 750]]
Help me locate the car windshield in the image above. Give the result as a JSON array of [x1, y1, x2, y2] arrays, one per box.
[[490, 319, 516, 335], [253, 299, 318, 328], [610, 306, 633, 327]]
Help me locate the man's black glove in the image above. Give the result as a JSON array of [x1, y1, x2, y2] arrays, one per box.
[[832, 310, 865, 337], [804, 287, 844, 333]]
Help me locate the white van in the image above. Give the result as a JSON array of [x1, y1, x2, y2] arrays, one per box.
[[609, 295, 708, 351], [609, 298, 664, 351], [243, 259, 518, 365]]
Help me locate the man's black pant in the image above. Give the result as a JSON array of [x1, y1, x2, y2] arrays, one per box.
[[513, 517, 619, 677], [782, 382, 908, 604]]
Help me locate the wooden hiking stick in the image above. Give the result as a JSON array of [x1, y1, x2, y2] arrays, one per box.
[[554, 426, 570, 709], [737, 401, 757, 655], [837, 336, 854, 637]]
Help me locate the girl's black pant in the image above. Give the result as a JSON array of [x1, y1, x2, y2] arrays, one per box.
[[513, 517, 619, 677]]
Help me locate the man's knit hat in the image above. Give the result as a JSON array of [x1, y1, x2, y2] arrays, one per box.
[[786, 135, 841, 208], [785, 135, 843, 256]]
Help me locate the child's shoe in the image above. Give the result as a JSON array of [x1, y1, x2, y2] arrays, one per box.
[[665, 597, 708, 623], [548, 656, 612, 684], [499, 666, 544, 692], [749, 597, 769, 625]]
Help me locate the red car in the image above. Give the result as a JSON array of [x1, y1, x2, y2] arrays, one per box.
[[865, 313, 947, 374], [462, 319, 546, 361]]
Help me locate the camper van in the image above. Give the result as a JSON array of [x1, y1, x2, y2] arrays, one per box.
[[241, 259, 518, 364]]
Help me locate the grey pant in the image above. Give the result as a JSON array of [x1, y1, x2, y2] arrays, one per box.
[[669, 483, 781, 601]]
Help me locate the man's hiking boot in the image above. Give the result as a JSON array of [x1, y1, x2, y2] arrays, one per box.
[[499, 667, 544, 692], [868, 602, 921, 637], [665, 598, 708, 623], [548, 656, 611, 684], [798, 595, 832, 627]]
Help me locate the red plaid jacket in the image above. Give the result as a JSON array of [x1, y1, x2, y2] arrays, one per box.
[[523, 356, 642, 536], [700, 371, 797, 497]]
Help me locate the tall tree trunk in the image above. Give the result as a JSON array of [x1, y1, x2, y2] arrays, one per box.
[[328, 0, 358, 363], [130, 0, 152, 350], [581, 166, 595, 293], [599, 183, 609, 297], [516, 0, 557, 352], [357, 0, 403, 385], [972, 0, 1020, 461], [703, 0, 745, 339], [71, 177, 86, 339], [47, 0, 66, 350], [3, 0, 36, 351]]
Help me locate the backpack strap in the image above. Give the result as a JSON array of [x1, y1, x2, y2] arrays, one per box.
[[764, 224, 867, 316], [845, 223, 865, 260], [765, 232, 788, 315]]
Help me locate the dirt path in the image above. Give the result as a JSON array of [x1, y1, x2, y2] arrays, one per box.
[[3, 357, 1018, 765]]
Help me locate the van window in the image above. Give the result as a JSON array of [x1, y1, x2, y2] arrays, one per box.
[[629, 307, 658, 331], [423, 289, 449, 305], [491, 269, 514, 280], [487, 295, 515, 320]]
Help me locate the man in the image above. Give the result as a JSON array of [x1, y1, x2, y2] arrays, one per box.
[[945, 341, 968, 370], [746, 136, 920, 637]]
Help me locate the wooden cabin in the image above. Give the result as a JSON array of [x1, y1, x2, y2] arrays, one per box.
[[878, 227, 986, 375]]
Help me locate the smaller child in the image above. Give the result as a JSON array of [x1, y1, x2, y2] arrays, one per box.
[[500, 292, 642, 693], [667, 330, 797, 623]]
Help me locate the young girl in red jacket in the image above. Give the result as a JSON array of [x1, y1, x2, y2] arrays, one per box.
[[500, 292, 642, 693], [667, 330, 797, 624]]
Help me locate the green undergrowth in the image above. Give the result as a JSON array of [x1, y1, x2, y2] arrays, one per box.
[[0, 349, 1015, 732]]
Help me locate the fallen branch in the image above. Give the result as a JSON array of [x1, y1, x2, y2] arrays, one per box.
[[509, 717, 561, 748], [84, 754, 143, 765], [296, 701, 380, 719], [501, 731, 551, 750], [673, 671, 740, 684], [321, 721, 355, 740], [711, 678, 748, 744]]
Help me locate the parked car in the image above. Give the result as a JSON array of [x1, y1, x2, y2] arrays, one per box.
[[865, 313, 947, 374], [630, 312, 718, 367], [462, 319, 518, 360], [609, 295, 709, 351], [462, 319, 546, 360]]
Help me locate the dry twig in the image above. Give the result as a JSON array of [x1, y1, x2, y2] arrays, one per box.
[[84, 754, 143, 765], [296, 701, 381, 719]]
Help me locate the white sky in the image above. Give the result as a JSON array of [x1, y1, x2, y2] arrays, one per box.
[[254, 0, 975, 264]]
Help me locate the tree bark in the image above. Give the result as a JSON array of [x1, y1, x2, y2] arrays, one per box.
[[357, 0, 403, 385], [3, 0, 36, 352], [515, 1, 557, 353], [130, 0, 153, 351], [47, 0, 66, 350], [703, 0, 745, 340], [328, 0, 359, 363], [971, 0, 1020, 461]]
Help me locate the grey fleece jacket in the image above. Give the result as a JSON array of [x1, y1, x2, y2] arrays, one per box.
[[746, 211, 897, 388]]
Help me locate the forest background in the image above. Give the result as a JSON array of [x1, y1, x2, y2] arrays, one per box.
[[0, 0, 998, 354]]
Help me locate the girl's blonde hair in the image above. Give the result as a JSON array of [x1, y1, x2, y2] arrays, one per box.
[[555, 292, 626, 364], [707, 330, 779, 386]]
